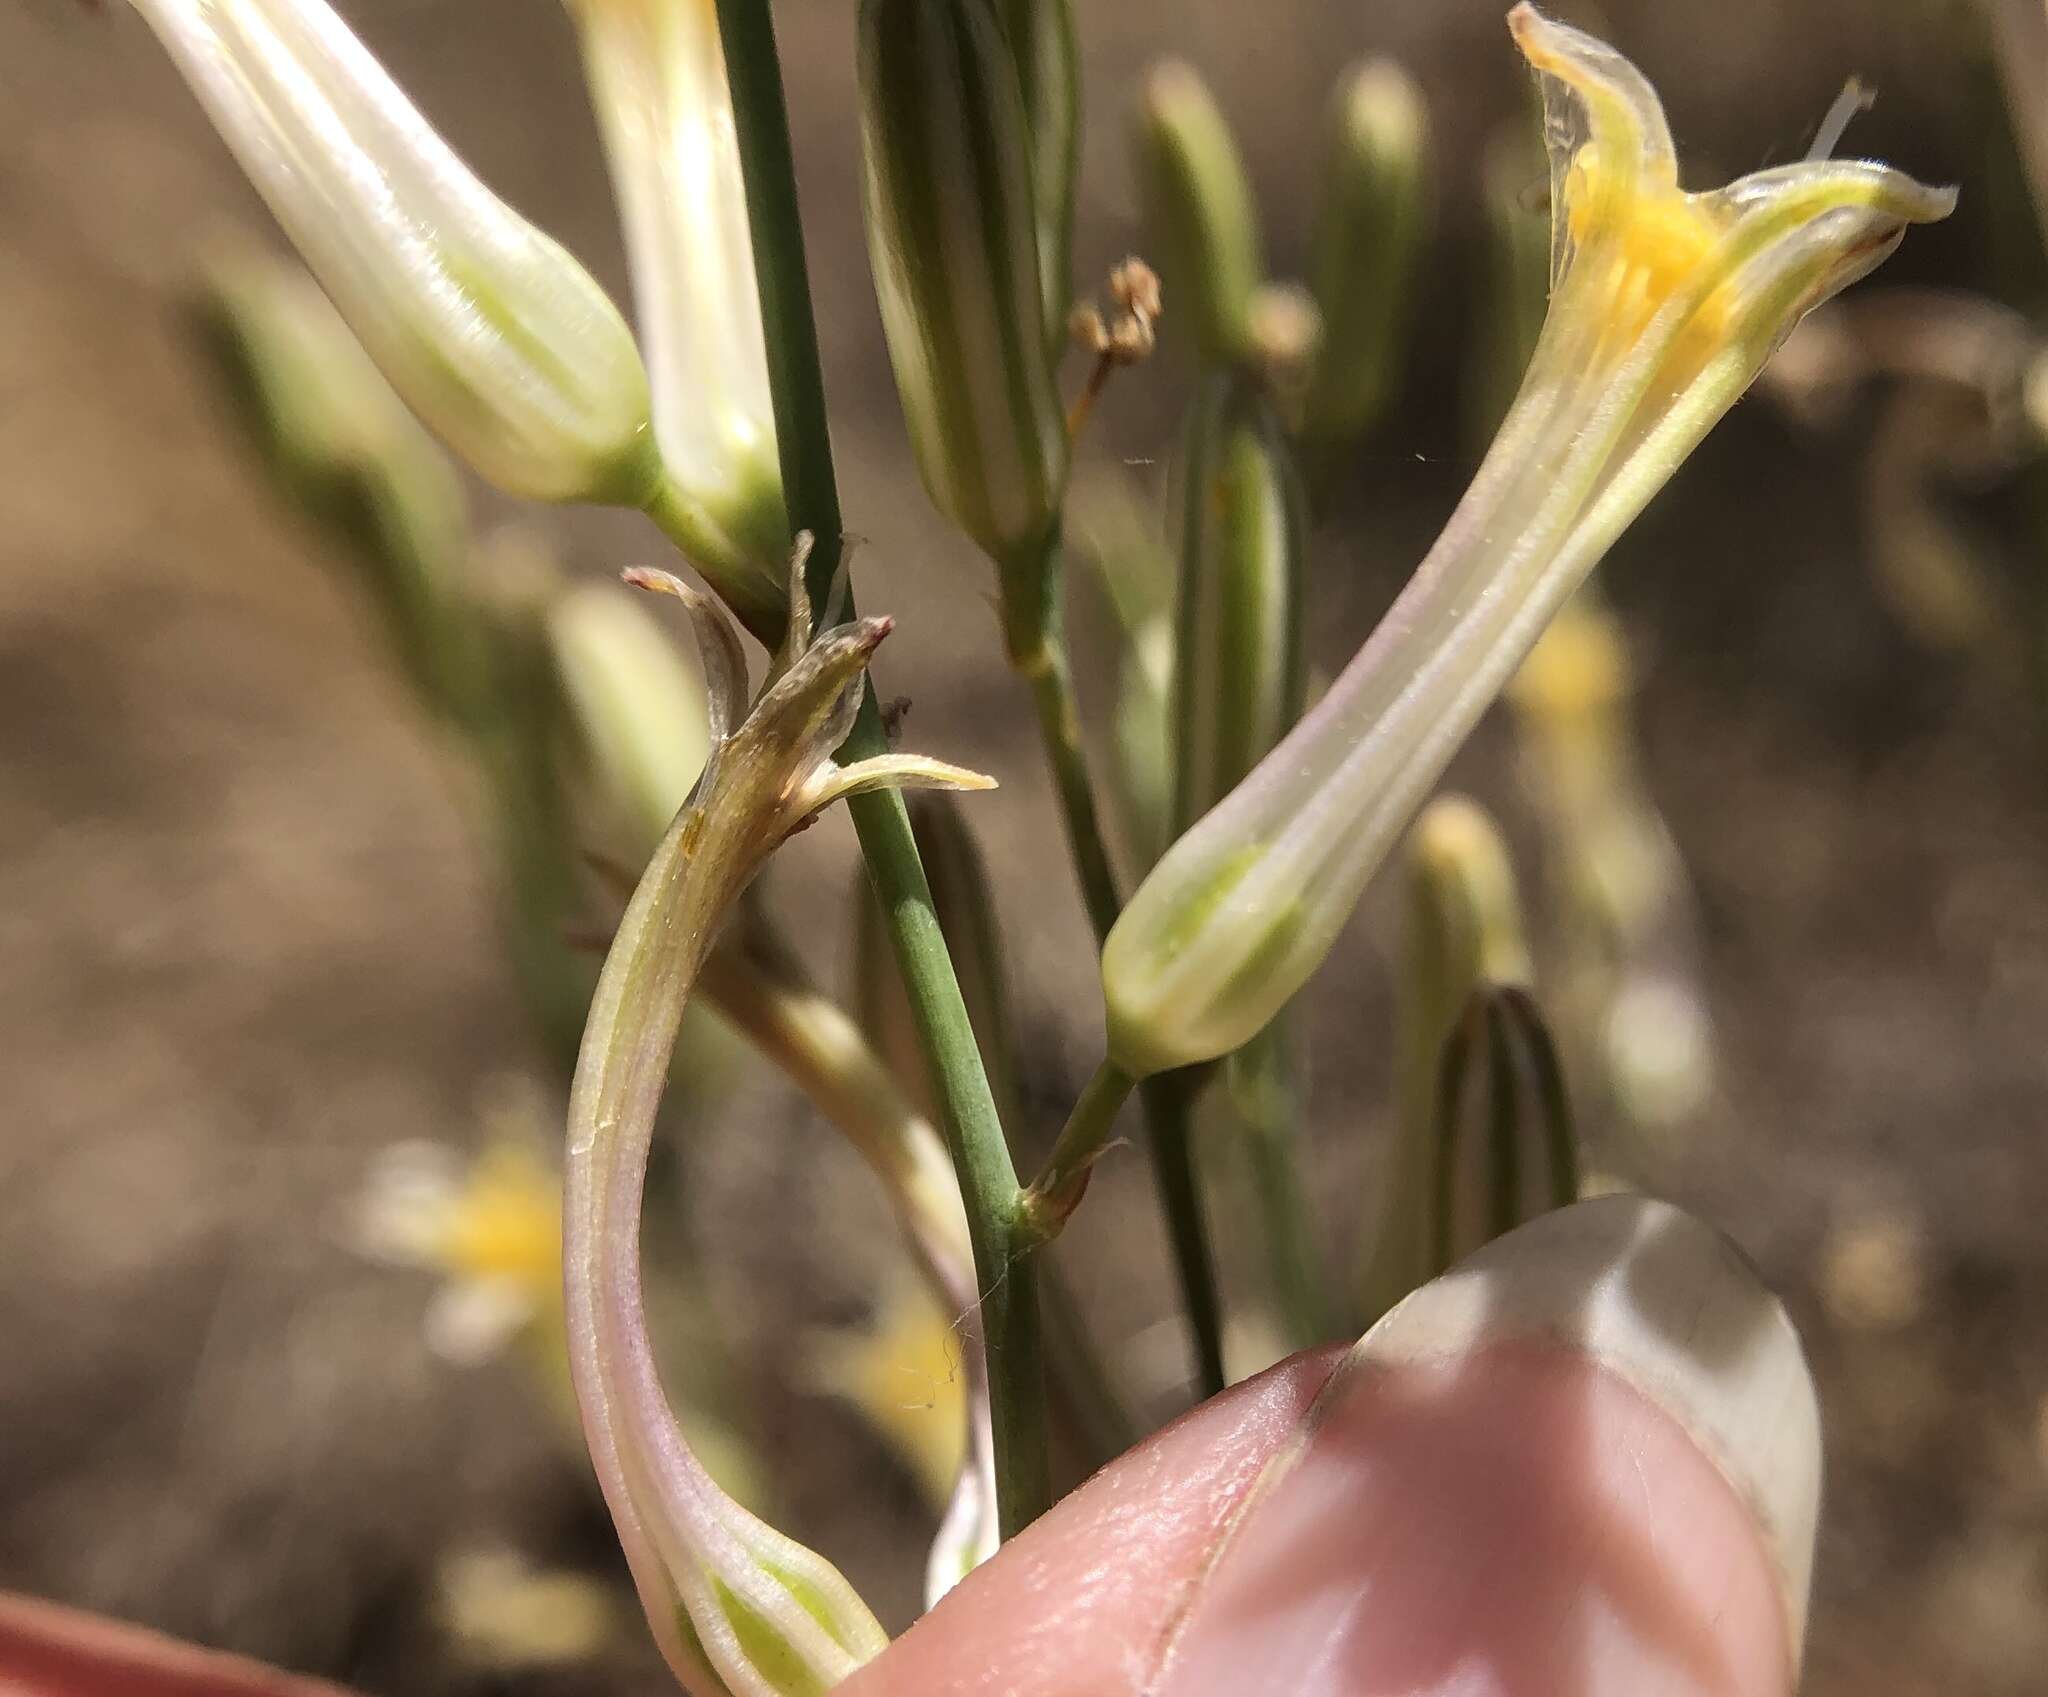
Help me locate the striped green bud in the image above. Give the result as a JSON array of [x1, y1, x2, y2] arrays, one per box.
[[997, 0, 1081, 349], [858, 0, 1069, 575], [1302, 60, 1432, 454], [1431, 985, 1578, 1274], [1136, 61, 1262, 367]]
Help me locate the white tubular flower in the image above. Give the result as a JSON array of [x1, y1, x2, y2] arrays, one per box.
[[565, 0, 791, 637], [1101, 3, 1954, 1078], [565, 551, 992, 1695], [132, 0, 656, 504]]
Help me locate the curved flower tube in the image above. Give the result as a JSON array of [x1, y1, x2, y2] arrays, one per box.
[[131, 0, 657, 505], [1101, 4, 1955, 1077], [564, 558, 992, 1695], [564, 0, 791, 637]]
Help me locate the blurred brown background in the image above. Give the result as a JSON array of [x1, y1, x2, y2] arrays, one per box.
[[2, 0, 2044, 1692]]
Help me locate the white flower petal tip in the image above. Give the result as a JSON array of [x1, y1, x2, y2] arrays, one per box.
[[1351, 1194, 1822, 1659]]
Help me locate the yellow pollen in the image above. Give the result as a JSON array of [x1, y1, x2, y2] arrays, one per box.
[[1565, 144, 1733, 347]]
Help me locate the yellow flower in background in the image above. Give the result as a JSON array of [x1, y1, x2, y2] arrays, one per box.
[[353, 1130, 563, 1368]]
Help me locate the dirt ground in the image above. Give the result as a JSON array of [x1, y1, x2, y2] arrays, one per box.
[[3, 0, 2046, 1692]]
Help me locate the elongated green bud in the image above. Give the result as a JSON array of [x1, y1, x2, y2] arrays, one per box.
[[1101, 6, 1948, 1079], [1431, 985, 1579, 1272], [1363, 795, 1533, 1321], [1137, 61, 1262, 367], [997, 0, 1081, 348], [1173, 375, 1306, 831], [133, 0, 657, 506], [1302, 60, 1431, 453], [858, 0, 1069, 577], [192, 248, 483, 722]]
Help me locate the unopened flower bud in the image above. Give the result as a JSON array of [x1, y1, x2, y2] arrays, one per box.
[[858, 0, 1069, 577], [1136, 60, 1263, 368], [133, 0, 657, 505], [1302, 59, 1431, 453]]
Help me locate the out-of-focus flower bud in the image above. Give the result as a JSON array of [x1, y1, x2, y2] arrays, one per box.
[[132, 0, 657, 506], [1430, 984, 1578, 1272], [549, 578, 711, 859], [192, 247, 484, 721], [564, 0, 791, 639], [1070, 480, 1177, 878], [858, 0, 1069, 582], [1172, 374, 1305, 831], [1100, 5, 1949, 1078], [997, 0, 1080, 347], [567, 561, 991, 1687], [1302, 59, 1431, 454], [1136, 60, 1263, 368], [1510, 594, 1714, 1135]]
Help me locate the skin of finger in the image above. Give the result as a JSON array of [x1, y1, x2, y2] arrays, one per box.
[[839, 1347, 1345, 1697], [1155, 1341, 1795, 1697], [0, 1593, 355, 1697]]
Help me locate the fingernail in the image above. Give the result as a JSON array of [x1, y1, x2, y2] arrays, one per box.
[[1156, 1196, 1821, 1697]]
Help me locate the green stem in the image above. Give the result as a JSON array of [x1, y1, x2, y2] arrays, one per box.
[[1002, 534, 1228, 1396], [1142, 1069, 1228, 1395], [714, 0, 1048, 1536], [1020, 1058, 1136, 1242]]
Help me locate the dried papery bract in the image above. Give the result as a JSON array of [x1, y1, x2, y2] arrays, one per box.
[[564, 0, 791, 638], [132, 0, 656, 506], [564, 560, 992, 1694], [1101, 3, 1954, 1078]]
